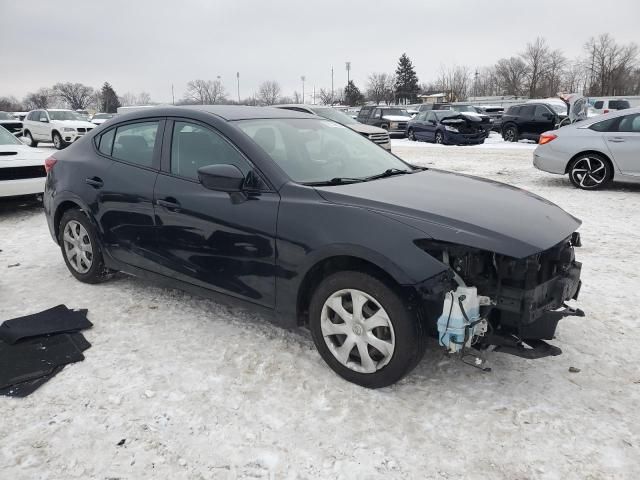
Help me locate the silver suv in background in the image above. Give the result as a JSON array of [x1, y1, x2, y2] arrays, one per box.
[[275, 104, 391, 151]]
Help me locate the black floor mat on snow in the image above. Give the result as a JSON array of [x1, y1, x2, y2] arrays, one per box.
[[0, 306, 91, 397], [0, 305, 92, 344]]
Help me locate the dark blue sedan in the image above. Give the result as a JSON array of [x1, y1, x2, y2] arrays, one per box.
[[406, 110, 486, 145]]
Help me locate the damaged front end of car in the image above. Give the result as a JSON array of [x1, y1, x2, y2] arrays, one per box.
[[415, 232, 584, 360]]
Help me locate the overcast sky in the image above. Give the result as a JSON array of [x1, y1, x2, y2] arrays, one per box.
[[1, 0, 639, 103]]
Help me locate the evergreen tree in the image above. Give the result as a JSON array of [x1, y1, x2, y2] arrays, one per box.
[[100, 82, 121, 113], [344, 80, 365, 106], [394, 53, 420, 104]]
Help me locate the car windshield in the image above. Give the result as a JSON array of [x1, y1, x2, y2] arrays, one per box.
[[0, 112, 14, 120], [48, 110, 80, 121], [382, 108, 410, 117], [435, 111, 459, 120], [235, 118, 411, 184], [312, 107, 358, 125], [548, 103, 567, 115], [0, 126, 22, 145]]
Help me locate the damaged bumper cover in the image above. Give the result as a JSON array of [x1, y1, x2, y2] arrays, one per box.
[[415, 232, 584, 358]]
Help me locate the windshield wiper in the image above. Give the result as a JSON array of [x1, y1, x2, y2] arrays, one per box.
[[303, 177, 366, 186], [363, 168, 412, 181]]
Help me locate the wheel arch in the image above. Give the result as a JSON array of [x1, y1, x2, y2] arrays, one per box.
[[566, 150, 615, 178], [51, 129, 61, 140], [295, 254, 411, 326]]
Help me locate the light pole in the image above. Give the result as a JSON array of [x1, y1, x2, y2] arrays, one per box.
[[331, 66, 334, 105], [474, 70, 479, 100], [345, 61, 351, 86], [301, 75, 306, 104], [237, 72, 240, 104]]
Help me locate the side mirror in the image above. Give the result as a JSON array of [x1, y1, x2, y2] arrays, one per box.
[[197, 164, 245, 192]]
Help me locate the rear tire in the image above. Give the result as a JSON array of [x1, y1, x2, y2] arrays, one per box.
[[503, 125, 518, 142], [58, 209, 108, 284], [24, 131, 38, 147], [568, 153, 611, 190], [309, 271, 426, 388]]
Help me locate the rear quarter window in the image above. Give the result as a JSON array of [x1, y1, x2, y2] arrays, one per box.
[[589, 117, 618, 132], [506, 106, 521, 115]]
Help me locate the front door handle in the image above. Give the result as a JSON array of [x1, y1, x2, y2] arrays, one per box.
[[85, 177, 103, 188], [156, 198, 181, 210]]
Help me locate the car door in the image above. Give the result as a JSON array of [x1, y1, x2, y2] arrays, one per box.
[[372, 108, 383, 127], [152, 119, 279, 307], [605, 113, 640, 176], [34, 111, 49, 140], [89, 119, 164, 271], [424, 112, 437, 141], [533, 105, 555, 134], [412, 112, 427, 139], [518, 105, 536, 137]]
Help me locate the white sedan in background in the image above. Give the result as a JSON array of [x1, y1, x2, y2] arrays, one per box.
[[0, 126, 49, 198], [533, 107, 640, 190]]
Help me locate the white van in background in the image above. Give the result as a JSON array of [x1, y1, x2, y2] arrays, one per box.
[[589, 98, 631, 115]]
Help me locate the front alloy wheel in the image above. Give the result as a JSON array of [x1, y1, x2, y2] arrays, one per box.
[[309, 271, 426, 388], [53, 132, 64, 150], [408, 129, 416, 141], [569, 155, 610, 190], [435, 131, 444, 144]]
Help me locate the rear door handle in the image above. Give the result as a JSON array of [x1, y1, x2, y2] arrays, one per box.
[[85, 177, 103, 188], [608, 137, 625, 143], [156, 198, 181, 210]]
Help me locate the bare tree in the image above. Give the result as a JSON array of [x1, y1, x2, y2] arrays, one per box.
[[584, 34, 639, 95], [53, 82, 95, 110], [436, 65, 471, 101], [543, 49, 567, 97], [185, 79, 226, 105], [292, 91, 302, 103], [258, 81, 281, 105], [562, 61, 586, 93], [23, 88, 53, 109], [520, 37, 550, 97], [0, 96, 22, 111], [495, 57, 529, 96], [120, 91, 153, 106], [137, 91, 152, 105], [366, 73, 395, 104], [318, 88, 333, 105]]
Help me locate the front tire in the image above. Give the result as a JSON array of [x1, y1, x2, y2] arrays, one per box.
[[52, 131, 66, 150], [309, 271, 426, 388], [435, 131, 444, 144], [568, 154, 611, 190], [58, 209, 108, 283], [408, 128, 416, 141]]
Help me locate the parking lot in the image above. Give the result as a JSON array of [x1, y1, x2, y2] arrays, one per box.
[[1, 137, 639, 479]]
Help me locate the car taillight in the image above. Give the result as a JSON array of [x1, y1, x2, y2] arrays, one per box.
[[603, 109, 609, 114], [44, 157, 57, 173], [539, 133, 557, 145]]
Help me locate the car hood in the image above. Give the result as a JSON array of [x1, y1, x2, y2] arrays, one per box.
[[0, 144, 48, 165], [347, 123, 389, 135], [51, 119, 96, 128], [381, 115, 411, 122], [314, 170, 580, 258]]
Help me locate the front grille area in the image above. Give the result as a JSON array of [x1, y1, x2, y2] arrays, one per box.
[[396, 122, 408, 130], [0, 165, 46, 181], [368, 133, 390, 144], [1, 122, 23, 134]]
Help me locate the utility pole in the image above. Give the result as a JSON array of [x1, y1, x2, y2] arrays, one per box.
[[171, 84, 175, 105], [237, 72, 240, 104], [313, 85, 316, 105], [301, 75, 306, 104], [331, 66, 334, 105], [474, 70, 479, 100]]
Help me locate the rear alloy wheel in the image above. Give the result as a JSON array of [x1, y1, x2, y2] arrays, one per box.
[[59, 209, 107, 283], [52, 132, 65, 150], [503, 125, 518, 142], [435, 131, 444, 144], [569, 154, 611, 190], [309, 271, 426, 388], [408, 128, 416, 141]]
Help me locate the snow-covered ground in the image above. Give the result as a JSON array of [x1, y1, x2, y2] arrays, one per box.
[[1, 139, 639, 479]]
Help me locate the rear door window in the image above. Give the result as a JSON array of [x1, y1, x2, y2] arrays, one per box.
[[593, 101, 604, 109], [534, 105, 552, 120], [112, 121, 159, 167]]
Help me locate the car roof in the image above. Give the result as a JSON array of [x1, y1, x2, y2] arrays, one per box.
[[112, 105, 316, 122]]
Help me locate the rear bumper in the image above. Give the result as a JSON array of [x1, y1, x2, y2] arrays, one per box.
[[533, 146, 568, 174], [0, 177, 45, 197]]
